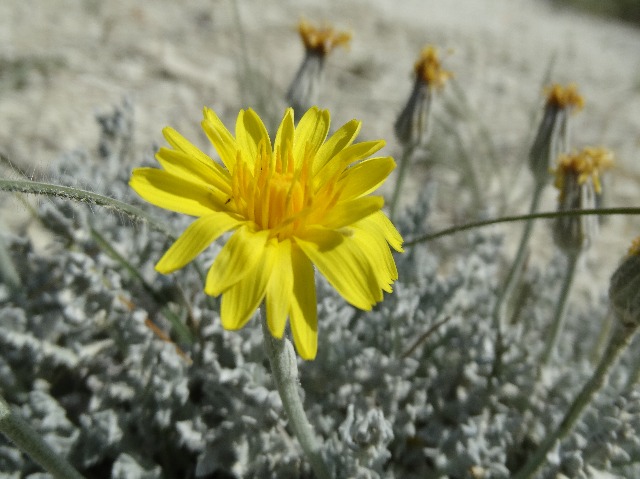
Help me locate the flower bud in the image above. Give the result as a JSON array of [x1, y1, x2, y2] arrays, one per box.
[[609, 238, 640, 328]]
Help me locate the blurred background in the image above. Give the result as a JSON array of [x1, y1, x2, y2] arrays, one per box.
[[1, 0, 639, 276]]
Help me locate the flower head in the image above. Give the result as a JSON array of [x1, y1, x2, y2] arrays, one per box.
[[394, 45, 451, 147], [297, 19, 352, 56], [130, 107, 403, 360], [529, 83, 585, 183], [551, 147, 614, 253], [553, 146, 614, 199], [544, 83, 585, 112], [287, 20, 351, 118], [413, 46, 452, 90]]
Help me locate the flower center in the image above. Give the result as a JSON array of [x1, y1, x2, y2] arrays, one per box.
[[229, 140, 325, 239]]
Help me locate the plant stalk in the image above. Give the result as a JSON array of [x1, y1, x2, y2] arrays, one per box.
[[512, 321, 638, 479], [0, 396, 85, 479], [539, 250, 580, 369], [261, 307, 331, 478]]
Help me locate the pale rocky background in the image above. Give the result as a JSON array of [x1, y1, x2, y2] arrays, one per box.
[[1, 0, 639, 292]]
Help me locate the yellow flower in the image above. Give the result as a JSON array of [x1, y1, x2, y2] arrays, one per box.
[[414, 46, 452, 89], [130, 107, 403, 360]]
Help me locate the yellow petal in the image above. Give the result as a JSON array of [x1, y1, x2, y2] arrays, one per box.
[[296, 228, 380, 310], [274, 108, 295, 169], [363, 211, 404, 253], [205, 225, 270, 296], [265, 239, 294, 339], [289, 245, 318, 360], [314, 140, 385, 188], [202, 107, 238, 172], [321, 196, 384, 229], [351, 221, 398, 292], [155, 147, 231, 195], [313, 119, 361, 174], [339, 156, 396, 200], [162, 126, 225, 174], [155, 213, 242, 274], [129, 168, 223, 216], [293, 107, 330, 168], [220, 249, 271, 330], [235, 109, 271, 169]]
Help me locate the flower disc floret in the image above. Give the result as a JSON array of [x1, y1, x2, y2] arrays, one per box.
[[129, 107, 403, 360]]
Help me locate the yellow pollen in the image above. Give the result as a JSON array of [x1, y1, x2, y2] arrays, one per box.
[[629, 237, 640, 256], [545, 83, 585, 112]]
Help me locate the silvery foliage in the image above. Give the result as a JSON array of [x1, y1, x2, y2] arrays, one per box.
[[1, 101, 639, 478]]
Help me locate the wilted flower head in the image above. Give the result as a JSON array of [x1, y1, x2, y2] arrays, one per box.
[[551, 147, 614, 253], [553, 146, 614, 198], [394, 46, 452, 147], [529, 83, 585, 184], [130, 107, 402, 360], [286, 20, 351, 117], [297, 19, 352, 56], [609, 237, 640, 328], [544, 83, 585, 111], [413, 46, 453, 90]]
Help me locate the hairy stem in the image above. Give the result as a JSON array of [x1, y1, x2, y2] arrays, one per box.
[[261, 307, 331, 478], [0, 396, 85, 479], [512, 321, 638, 479], [539, 251, 580, 369]]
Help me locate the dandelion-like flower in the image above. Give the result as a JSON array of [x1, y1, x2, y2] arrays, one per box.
[[130, 107, 403, 359], [552, 146, 614, 253], [394, 45, 452, 147], [529, 83, 585, 184], [286, 20, 351, 118]]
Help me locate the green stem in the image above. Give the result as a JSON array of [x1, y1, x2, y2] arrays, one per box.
[[260, 307, 331, 479], [539, 251, 580, 369], [490, 181, 545, 331], [512, 321, 638, 479], [404, 206, 640, 246], [0, 178, 172, 237], [389, 145, 415, 221], [0, 396, 85, 479]]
